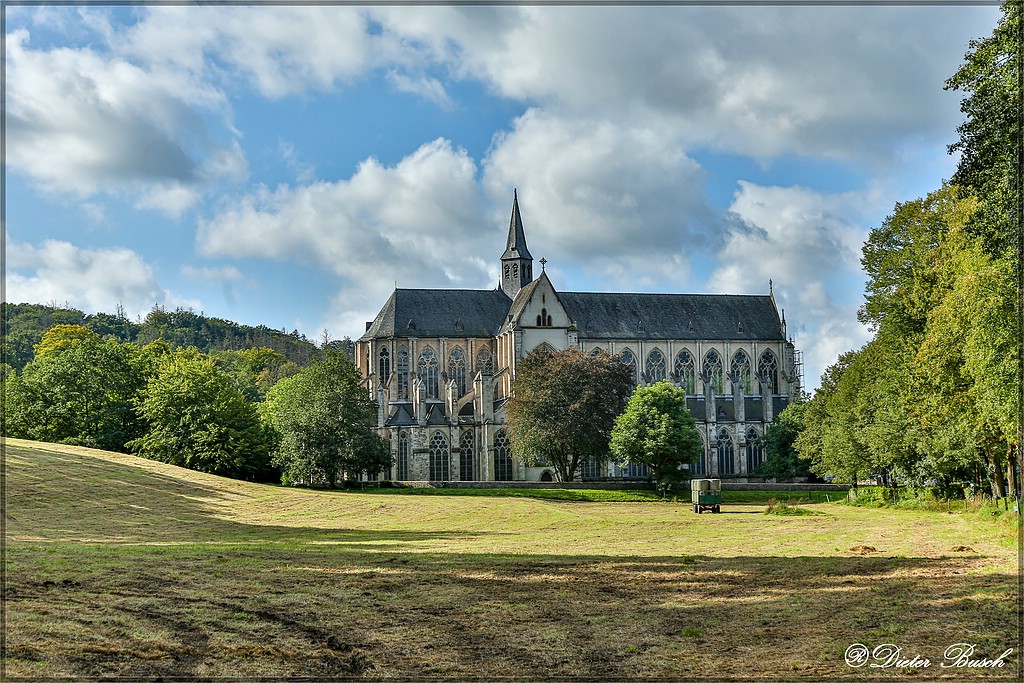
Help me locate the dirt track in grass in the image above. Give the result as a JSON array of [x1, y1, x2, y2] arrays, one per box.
[[4, 438, 1019, 679]]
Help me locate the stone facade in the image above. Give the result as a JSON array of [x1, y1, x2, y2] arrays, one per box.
[[356, 192, 802, 482]]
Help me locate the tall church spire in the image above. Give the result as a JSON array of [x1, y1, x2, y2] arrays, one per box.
[[500, 189, 534, 297]]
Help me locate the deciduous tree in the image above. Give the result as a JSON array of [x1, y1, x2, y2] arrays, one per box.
[[263, 351, 389, 486], [610, 380, 701, 494], [506, 348, 634, 482], [129, 349, 277, 481]]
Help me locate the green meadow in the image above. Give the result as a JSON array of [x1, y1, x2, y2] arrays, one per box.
[[5, 438, 1018, 679]]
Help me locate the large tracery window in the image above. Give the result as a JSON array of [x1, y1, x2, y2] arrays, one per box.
[[429, 431, 450, 481], [645, 349, 666, 383], [494, 430, 514, 481], [674, 350, 696, 394], [731, 350, 752, 394], [396, 347, 409, 400], [703, 350, 724, 394], [717, 428, 735, 475], [476, 348, 493, 374], [378, 347, 391, 386], [620, 349, 638, 385], [418, 347, 440, 399], [448, 348, 467, 397], [746, 428, 764, 473], [460, 429, 475, 481], [759, 350, 780, 395], [398, 430, 410, 480]]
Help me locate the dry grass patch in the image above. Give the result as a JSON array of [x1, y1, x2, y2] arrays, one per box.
[[5, 438, 1018, 679]]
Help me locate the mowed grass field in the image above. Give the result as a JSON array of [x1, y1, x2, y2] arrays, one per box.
[[5, 438, 1019, 679]]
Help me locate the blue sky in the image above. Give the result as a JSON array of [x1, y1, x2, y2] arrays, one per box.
[[5, 4, 1001, 389]]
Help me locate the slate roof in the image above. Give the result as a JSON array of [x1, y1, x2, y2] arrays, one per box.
[[360, 288, 512, 341], [384, 404, 416, 427], [558, 292, 784, 341]]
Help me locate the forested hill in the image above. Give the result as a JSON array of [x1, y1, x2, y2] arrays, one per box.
[[3, 303, 351, 371]]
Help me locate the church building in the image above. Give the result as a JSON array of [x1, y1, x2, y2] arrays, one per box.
[[356, 192, 802, 482]]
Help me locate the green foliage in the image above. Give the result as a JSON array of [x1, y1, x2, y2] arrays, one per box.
[[263, 351, 389, 487], [506, 348, 634, 482], [945, 1, 1020, 258], [5, 335, 147, 451], [128, 349, 277, 481], [610, 380, 701, 495], [754, 402, 812, 480], [1, 302, 320, 372]]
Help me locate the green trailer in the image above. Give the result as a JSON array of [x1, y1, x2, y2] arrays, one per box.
[[691, 478, 722, 513]]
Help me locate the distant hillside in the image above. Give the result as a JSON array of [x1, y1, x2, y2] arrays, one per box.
[[2, 303, 351, 371]]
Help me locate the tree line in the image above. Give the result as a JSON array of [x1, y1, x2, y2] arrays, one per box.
[[2, 302, 351, 372], [779, 5, 1020, 499], [3, 322, 386, 486]]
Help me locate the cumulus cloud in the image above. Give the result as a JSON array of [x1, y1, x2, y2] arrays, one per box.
[[5, 27, 238, 210], [706, 181, 879, 388], [377, 5, 996, 165], [7, 239, 196, 318], [198, 138, 490, 313], [120, 6, 405, 99], [482, 109, 716, 291]]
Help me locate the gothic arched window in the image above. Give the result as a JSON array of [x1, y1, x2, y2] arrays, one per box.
[[694, 433, 708, 476], [448, 348, 467, 396], [398, 430, 410, 480], [674, 350, 696, 394], [460, 429, 475, 482], [703, 350, 724, 394], [476, 348, 493, 374], [717, 428, 735, 475], [418, 347, 439, 399], [494, 430, 514, 481], [746, 427, 764, 473], [620, 349, 638, 384], [759, 350, 780, 395], [536, 308, 553, 327], [396, 347, 409, 400], [731, 350, 752, 394], [378, 347, 391, 386], [429, 431, 450, 481], [645, 348, 666, 383]]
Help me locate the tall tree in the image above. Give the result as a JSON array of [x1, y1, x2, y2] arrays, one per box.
[[129, 349, 277, 481], [754, 402, 813, 481], [945, 0, 1020, 258], [263, 351, 389, 487], [610, 380, 701, 495], [506, 348, 634, 482], [5, 334, 146, 451]]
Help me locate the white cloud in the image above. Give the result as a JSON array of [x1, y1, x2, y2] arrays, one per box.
[[377, 5, 998, 165], [5, 28, 238, 200], [7, 239, 197, 318], [133, 184, 201, 219], [197, 138, 489, 318], [386, 70, 453, 109], [706, 181, 879, 390], [121, 6, 404, 99], [482, 109, 715, 291]]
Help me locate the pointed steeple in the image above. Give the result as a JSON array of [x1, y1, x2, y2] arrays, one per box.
[[502, 189, 533, 260], [500, 189, 534, 297]]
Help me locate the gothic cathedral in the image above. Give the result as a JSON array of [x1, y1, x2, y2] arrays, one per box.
[[356, 191, 802, 482]]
